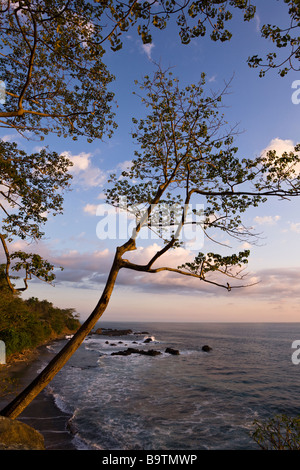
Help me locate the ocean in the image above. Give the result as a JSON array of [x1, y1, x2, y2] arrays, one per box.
[[16, 322, 300, 450]]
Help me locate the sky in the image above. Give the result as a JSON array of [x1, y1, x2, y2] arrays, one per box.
[[2, 0, 300, 323]]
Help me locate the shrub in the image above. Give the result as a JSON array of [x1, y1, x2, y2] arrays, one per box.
[[252, 414, 300, 450], [0, 267, 80, 358]]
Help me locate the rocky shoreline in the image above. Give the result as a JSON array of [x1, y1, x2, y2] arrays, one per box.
[[0, 326, 213, 450], [94, 327, 147, 336], [92, 327, 212, 356], [0, 337, 78, 450]]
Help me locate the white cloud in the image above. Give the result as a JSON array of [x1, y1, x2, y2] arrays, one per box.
[[254, 215, 281, 226], [117, 160, 132, 171], [254, 13, 261, 33], [259, 137, 300, 185], [1, 133, 23, 144], [240, 242, 251, 250], [262, 137, 295, 157], [1, 134, 16, 142], [242, 267, 300, 300], [141, 42, 155, 60], [81, 167, 107, 188], [9, 240, 29, 251], [66, 151, 91, 172], [15, 236, 300, 304], [126, 243, 193, 269], [289, 222, 300, 234], [83, 203, 98, 216], [61, 150, 107, 189]]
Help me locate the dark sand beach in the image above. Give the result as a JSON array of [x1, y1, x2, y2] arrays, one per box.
[[0, 340, 77, 450]]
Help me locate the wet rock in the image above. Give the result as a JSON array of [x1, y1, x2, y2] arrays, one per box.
[[0, 416, 45, 450], [111, 348, 161, 357], [165, 347, 180, 355], [202, 345, 212, 352], [111, 349, 132, 356], [143, 337, 153, 343], [144, 349, 161, 356], [99, 329, 133, 336]]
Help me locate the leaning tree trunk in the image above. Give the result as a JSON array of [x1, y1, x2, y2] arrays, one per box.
[[0, 249, 123, 419]]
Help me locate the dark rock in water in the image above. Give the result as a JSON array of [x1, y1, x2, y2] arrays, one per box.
[[143, 337, 152, 343], [99, 328, 133, 336], [95, 328, 152, 339], [202, 345, 212, 352], [165, 347, 180, 355], [111, 349, 132, 356], [111, 347, 161, 357], [143, 349, 161, 356]]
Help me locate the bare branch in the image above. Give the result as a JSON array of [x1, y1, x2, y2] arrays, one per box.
[[121, 258, 259, 292]]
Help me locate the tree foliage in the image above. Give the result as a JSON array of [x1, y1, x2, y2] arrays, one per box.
[[0, 140, 72, 292], [0, 0, 298, 142], [0, 0, 298, 292], [252, 414, 300, 450], [106, 66, 300, 290], [248, 0, 300, 76], [0, 265, 80, 357], [0, 0, 116, 140]]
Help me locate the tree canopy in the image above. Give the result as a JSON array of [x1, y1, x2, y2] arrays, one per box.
[[247, 0, 300, 77], [106, 66, 300, 290], [0, 140, 72, 292], [0, 0, 115, 140], [0, 0, 298, 140]]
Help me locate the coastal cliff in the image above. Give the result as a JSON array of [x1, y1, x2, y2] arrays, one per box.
[[0, 297, 80, 363]]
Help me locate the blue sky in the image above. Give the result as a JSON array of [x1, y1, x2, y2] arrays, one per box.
[[2, 1, 300, 323]]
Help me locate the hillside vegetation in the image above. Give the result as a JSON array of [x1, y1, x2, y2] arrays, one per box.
[[0, 265, 80, 358]]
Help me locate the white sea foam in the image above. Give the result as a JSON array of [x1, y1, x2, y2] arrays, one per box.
[[41, 322, 300, 450], [46, 386, 73, 415]]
